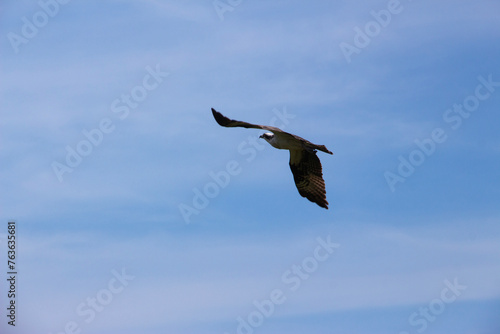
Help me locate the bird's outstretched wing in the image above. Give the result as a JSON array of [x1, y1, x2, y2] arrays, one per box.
[[211, 108, 282, 133], [212, 107, 331, 209], [289, 149, 329, 209]]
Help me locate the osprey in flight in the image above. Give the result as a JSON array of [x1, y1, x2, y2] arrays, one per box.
[[211, 108, 333, 209]]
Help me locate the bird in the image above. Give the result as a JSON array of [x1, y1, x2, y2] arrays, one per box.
[[211, 108, 333, 209]]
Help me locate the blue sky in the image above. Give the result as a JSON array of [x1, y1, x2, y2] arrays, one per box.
[[1, 0, 499, 333]]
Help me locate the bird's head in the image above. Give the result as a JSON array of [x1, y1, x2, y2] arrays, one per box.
[[259, 132, 274, 142]]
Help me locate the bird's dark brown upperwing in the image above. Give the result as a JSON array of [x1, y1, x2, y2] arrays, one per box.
[[211, 108, 282, 132]]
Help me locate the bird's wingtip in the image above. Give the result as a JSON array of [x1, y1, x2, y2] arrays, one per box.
[[318, 145, 333, 155], [211, 108, 231, 127]]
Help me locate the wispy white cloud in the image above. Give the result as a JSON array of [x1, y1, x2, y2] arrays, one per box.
[[6, 216, 498, 333]]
